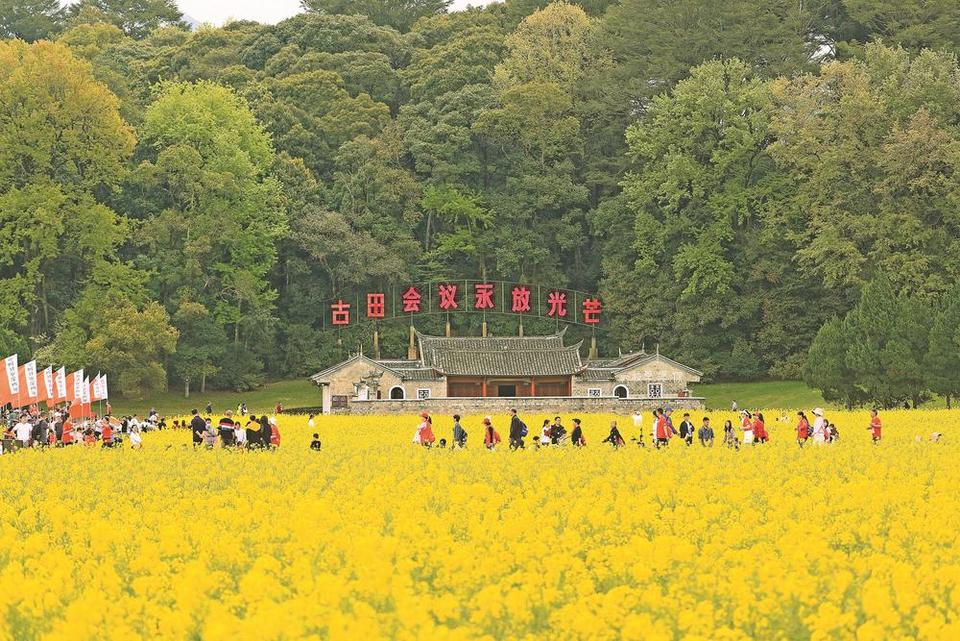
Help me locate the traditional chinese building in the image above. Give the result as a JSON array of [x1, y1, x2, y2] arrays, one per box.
[[308, 330, 704, 414]]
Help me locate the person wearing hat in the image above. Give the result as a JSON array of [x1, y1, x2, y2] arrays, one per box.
[[811, 408, 827, 444], [740, 410, 754, 445], [482, 417, 501, 449], [414, 411, 435, 447]]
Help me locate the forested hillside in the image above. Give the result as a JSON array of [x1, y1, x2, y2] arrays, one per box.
[[2, 0, 960, 397]]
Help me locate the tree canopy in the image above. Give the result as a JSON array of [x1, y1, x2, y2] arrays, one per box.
[[0, 0, 958, 397]]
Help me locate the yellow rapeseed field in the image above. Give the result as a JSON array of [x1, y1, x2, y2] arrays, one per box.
[[1, 409, 958, 641]]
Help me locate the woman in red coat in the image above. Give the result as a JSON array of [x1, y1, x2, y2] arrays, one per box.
[[752, 412, 768, 444], [482, 417, 500, 450], [795, 411, 810, 447]]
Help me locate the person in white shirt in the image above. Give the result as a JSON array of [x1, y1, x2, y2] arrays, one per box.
[[14, 418, 33, 448], [234, 422, 247, 446], [632, 411, 643, 433], [811, 408, 827, 444]]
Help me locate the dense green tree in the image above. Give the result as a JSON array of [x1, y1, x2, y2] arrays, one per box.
[[171, 301, 227, 397], [835, 0, 960, 54], [301, 0, 451, 32], [133, 81, 286, 349], [0, 40, 134, 352], [845, 276, 930, 408], [0, 0, 64, 40], [925, 287, 960, 408], [803, 317, 865, 409], [69, 0, 183, 39]]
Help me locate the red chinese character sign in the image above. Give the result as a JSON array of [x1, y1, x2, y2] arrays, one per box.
[[401, 286, 422, 313], [582, 298, 602, 324], [474, 283, 494, 310], [546, 291, 568, 318], [511, 286, 531, 313], [324, 282, 601, 327], [331, 300, 351, 325], [366, 293, 385, 319], [438, 284, 458, 310]]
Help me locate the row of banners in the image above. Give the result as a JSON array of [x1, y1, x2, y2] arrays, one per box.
[[1, 354, 109, 419]]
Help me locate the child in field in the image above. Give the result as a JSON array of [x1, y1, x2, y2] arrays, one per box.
[[83, 428, 96, 446], [868, 409, 881, 444], [452, 415, 467, 449], [310, 433, 321, 450], [740, 410, 754, 445], [101, 421, 115, 448]]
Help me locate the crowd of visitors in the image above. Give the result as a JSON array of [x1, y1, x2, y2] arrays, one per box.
[[410, 406, 891, 451]]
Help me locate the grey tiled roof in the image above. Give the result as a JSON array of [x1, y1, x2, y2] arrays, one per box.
[[392, 367, 442, 381], [579, 368, 617, 381], [417, 332, 583, 376]]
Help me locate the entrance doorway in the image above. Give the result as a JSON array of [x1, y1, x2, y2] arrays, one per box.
[[497, 384, 517, 397]]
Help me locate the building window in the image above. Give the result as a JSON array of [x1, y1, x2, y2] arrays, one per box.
[[647, 383, 663, 398], [587, 388, 602, 397], [331, 395, 348, 409], [389, 386, 405, 400], [416, 388, 431, 400], [613, 385, 628, 399]]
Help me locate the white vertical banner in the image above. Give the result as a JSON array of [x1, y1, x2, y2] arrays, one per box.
[[92, 375, 103, 401], [55, 367, 67, 400], [5, 354, 19, 395], [42, 367, 54, 401], [24, 360, 38, 399], [81, 377, 90, 404], [73, 369, 84, 401], [101, 375, 109, 400]]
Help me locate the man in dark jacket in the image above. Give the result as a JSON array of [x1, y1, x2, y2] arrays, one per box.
[[189, 409, 206, 447], [508, 409, 525, 449], [678, 413, 696, 446]]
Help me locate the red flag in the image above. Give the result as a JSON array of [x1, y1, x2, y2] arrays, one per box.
[[0, 354, 19, 406]]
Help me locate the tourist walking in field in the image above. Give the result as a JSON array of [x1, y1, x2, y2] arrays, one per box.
[[269, 418, 281, 448], [539, 419, 552, 447], [245, 415, 261, 447], [308, 413, 316, 430], [796, 412, 810, 447], [550, 416, 566, 444], [14, 416, 31, 448], [869, 409, 882, 444], [190, 409, 206, 447], [723, 420, 739, 449], [811, 408, 827, 444], [740, 410, 754, 445], [452, 414, 467, 448], [415, 412, 435, 447], [101, 421, 115, 448], [482, 417, 501, 449], [202, 419, 217, 448], [752, 412, 768, 444], [654, 409, 671, 448], [698, 417, 714, 446], [258, 415, 271, 447], [129, 420, 143, 449], [632, 410, 643, 433], [678, 413, 695, 446], [601, 420, 624, 448], [310, 433, 321, 450], [205, 401, 212, 415], [570, 418, 586, 446], [218, 411, 236, 447], [508, 409, 526, 449], [234, 420, 247, 447]]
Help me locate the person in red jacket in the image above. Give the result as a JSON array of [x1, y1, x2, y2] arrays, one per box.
[[101, 421, 115, 448], [270, 420, 281, 448], [868, 409, 882, 443], [752, 412, 768, 444], [654, 409, 671, 448], [795, 411, 810, 447], [482, 417, 500, 450]]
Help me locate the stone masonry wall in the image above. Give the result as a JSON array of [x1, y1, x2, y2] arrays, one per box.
[[338, 396, 705, 415]]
